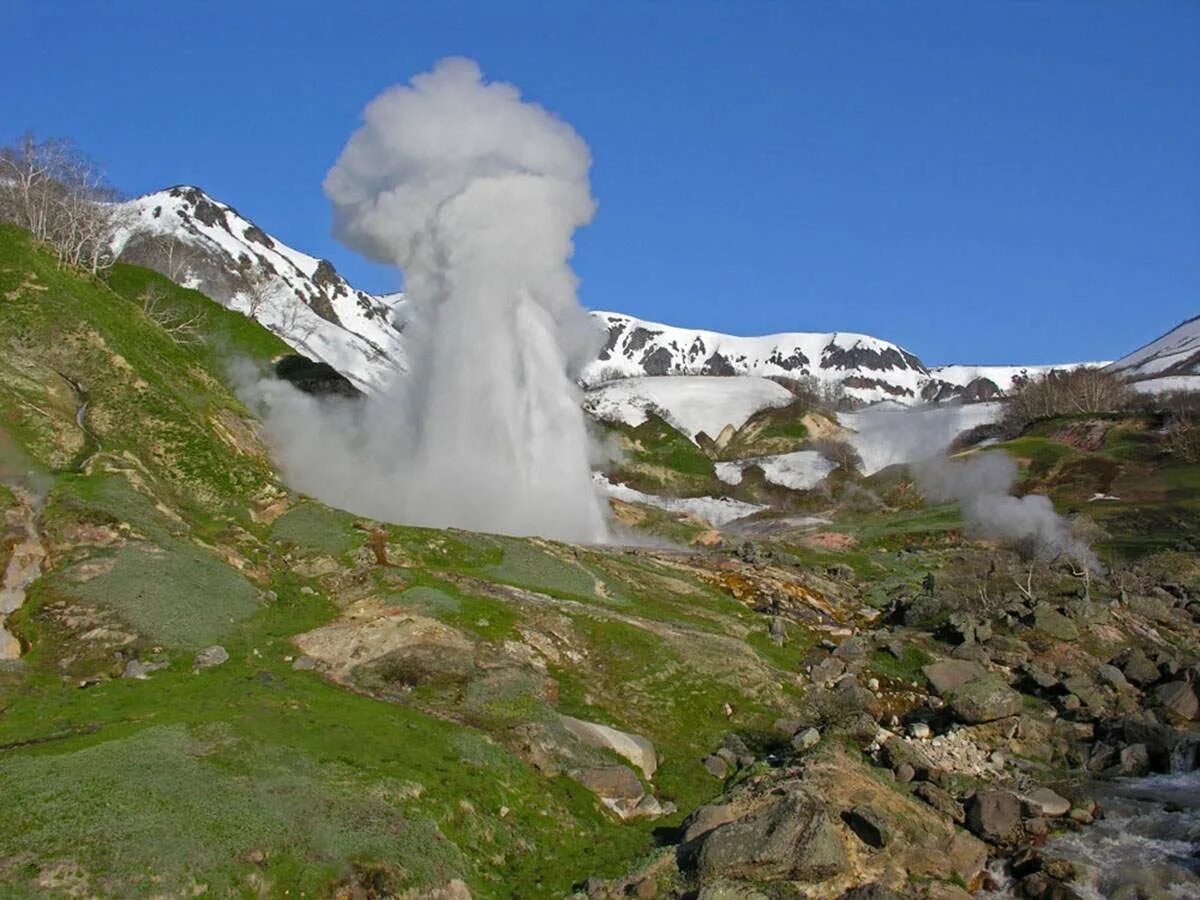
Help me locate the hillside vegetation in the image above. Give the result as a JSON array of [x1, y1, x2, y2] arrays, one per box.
[[1, 226, 1198, 900]]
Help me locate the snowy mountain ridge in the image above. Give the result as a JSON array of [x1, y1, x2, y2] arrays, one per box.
[[1106, 315, 1200, 391], [110, 186, 406, 392], [112, 184, 1117, 403]]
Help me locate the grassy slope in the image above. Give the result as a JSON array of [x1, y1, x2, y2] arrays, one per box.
[[0, 228, 810, 898]]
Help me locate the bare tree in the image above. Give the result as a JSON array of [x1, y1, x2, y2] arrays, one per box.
[[0, 131, 125, 274], [1004, 367, 1133, 431], [139, 283, 206, 345]]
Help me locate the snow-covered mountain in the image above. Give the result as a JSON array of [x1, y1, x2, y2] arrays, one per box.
[[1106, 315, 1200, 394], [111, 185, 1112, 405], [110, 186, 406, 392], [582, 311, 930, 403]]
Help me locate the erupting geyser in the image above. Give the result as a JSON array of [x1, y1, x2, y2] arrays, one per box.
[[311, 57, 606, 541]]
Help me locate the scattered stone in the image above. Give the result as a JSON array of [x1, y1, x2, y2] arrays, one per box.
[[841, 806, 892, 849], [909, 722, 932, 740], [122, 659, 148, 679], [703, 755, 729, 779], [1033, 604, 1079, 641], [292, 655, 318, 671], [691, 790, 849, 882], [812, 656, 846, 685], [965, 790, 1022, 844], [1020, 787, 1071, 818], [193, 645, 229, 670], [1096, 664, 1128, 690], [1154, 681, 1198, 722], [893, 762, 915, 784], [1121, 650, 1161, 687], [571, 765, 644, 802], [922, 659, 988, 696], [792, 727, 821, 753], [945, 677, 1023, 724], [1118, 742, 1150, 776], [915, 782, 964, 824], [560, 715, 657, 778]]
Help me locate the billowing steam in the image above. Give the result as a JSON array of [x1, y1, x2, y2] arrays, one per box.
[[914, 451, 1102, 573], [246, 58, 608, 542]]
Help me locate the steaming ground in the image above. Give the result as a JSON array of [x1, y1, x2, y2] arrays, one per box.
[[247, 58, 608, 543]]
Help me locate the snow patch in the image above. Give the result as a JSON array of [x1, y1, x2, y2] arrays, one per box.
[[583, 375, 794, 442], [594, 474, 766, 527], [715, 451, 835, 491]]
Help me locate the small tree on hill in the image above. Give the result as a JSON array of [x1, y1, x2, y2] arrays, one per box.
[[0, 131, 126, 274]]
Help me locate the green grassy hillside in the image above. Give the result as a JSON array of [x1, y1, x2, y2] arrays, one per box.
[[0, 227, 825, 897]]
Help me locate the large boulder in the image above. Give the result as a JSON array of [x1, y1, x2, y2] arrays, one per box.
[[965, 790, 1022, 844], [945, 677, 1023, 724], [923, 659, 988, 695], [1154, 681, 1198, 722], [690, 790, 849, 883], [1032, 604, 1079, 641], [560, 715, 658, 778]]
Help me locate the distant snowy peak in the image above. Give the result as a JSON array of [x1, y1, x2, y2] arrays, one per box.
[[1107, 315, 1200, 382], [110, 186, 406, 392], [583, 311, 930, 404]]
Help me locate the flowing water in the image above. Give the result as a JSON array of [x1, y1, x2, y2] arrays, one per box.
[[1043, 771, 1200, 899], [980, 771, 1200, 898]]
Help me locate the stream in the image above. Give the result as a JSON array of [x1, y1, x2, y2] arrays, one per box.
[[980, 770, 1200, 898]]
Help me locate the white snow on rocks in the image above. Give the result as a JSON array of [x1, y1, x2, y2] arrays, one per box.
[[583, 375, 794, 442], [594, 474, 766, 527], [715, 450, 835, 491]]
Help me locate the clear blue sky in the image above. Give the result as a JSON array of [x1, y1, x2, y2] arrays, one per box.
[[2, 1, 1197, 365]]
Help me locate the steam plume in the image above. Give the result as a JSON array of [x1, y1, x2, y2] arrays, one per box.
[[249, 58, 608, 542], [914, 451, 1102, 573]]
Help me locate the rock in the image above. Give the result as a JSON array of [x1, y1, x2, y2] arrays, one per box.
[[1096, 664, 1128, 689], [122, 659, 149, 679], [291, 655, 318, 671], [840, 884, 899, 899], [682, 802, 742, 844], [945, 677, 1023, 724], [560, 715, 657, 778], [923, 659, 988, 696], [1120, 649, 1161, 687], [1033, 604, 1079, 641], [703, 755, 729, 779], [571, 765, 644, 801], [1118, 742, 1150, 776], [193, 645, 229, 670], [893, 762, 915, 784], [691, 791, 849, 882], [811, 656, 846, 685], [792, 727, 821, 752], [1020, 787, 1071, 818], [909, 722, 932, 740], [1154, 681, 1198, 722], [841, 806, 892, 849], [965, 790, 1022, 844], [914, 782, 964, 823]]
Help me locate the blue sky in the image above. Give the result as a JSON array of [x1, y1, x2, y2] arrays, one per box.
[[2, 1, 1197, 365]]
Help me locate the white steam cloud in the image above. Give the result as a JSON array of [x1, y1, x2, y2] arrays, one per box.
[[914, 451, 1102, 573], [247, 58, 608, 542]]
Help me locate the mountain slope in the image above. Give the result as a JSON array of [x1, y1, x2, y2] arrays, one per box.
[[112, 185, 1114, 406], [1106, 315, 1200, 392], [583, 310, 931, 403], [110, 186, 405, 392]]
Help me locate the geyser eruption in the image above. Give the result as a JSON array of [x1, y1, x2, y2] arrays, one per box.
[[249, 58, 607, 542]]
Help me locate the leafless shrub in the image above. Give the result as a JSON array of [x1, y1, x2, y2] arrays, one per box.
[[0, 131, 126, 275], [1165, 411, 1200, 463], [1003, 367, 1133, 431], [812, 437, 862, 475], [139, 283, 206, 345]]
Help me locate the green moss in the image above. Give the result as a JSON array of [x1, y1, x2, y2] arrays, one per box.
[[271, 502, 358, 557]]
